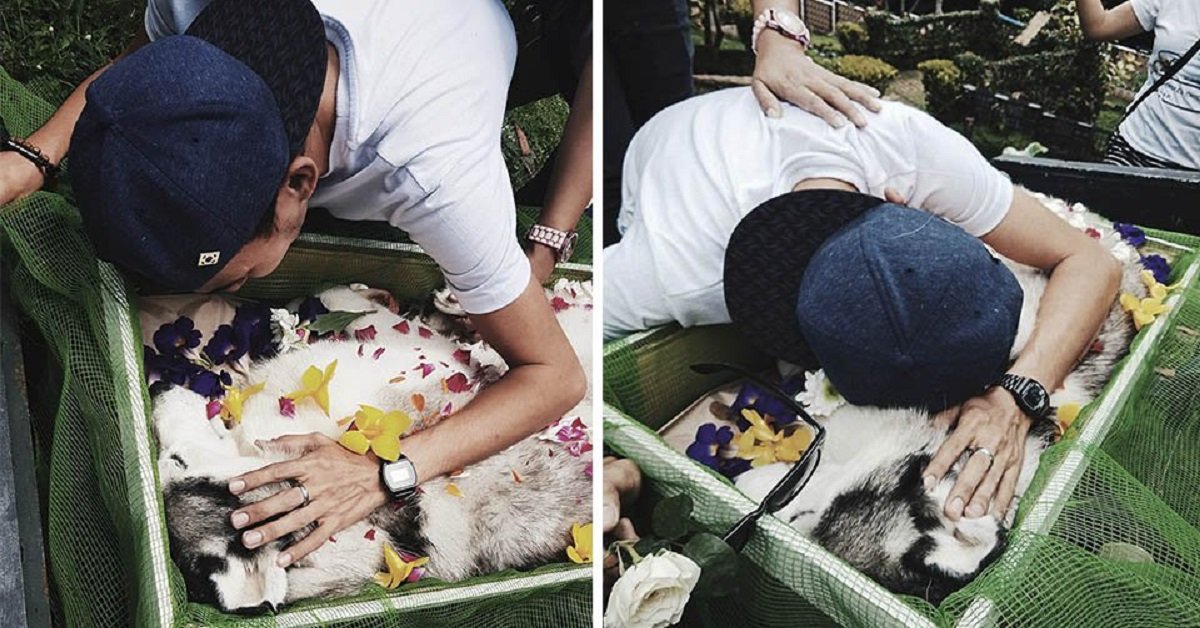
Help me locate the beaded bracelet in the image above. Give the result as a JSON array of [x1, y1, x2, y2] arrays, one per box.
[[0, 120, 59, 189]]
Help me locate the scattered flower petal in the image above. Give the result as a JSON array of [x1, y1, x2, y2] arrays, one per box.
[[566, 522, 592, 564], [354, 325, 377, 342], [446, 483, 463, 497], [279, 397, 296, 418], [374, 543, 429, 589], [393, 321, 411, 334]]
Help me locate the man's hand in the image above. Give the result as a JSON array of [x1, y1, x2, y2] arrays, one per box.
[[751, 30, 881, 127], [228, 433, 388, 567], [924, 388, 1031, 520], [0, 152, 45, 207], [603, 457, 643, 578]]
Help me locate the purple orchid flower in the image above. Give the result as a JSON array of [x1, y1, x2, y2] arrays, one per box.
[[187, 369, 232, 399], [203, 324, 247, 366], [153, 317, 202, 357], [232, 303, 277, 360], [1140, 254, 1171, 285], [686, 423, 732, 469], [1114, 223, 1146, 248], [731, 381, 800, 430]]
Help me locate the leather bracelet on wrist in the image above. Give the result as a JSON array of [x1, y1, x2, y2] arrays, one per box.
[[0, 126, 59, 190]]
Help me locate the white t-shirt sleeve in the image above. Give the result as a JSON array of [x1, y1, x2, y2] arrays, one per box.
[[394, 152, 530, 316], [899, 108, 1013, 237], [144, 0, 209, 40], [1130, 0, 1160, 31]]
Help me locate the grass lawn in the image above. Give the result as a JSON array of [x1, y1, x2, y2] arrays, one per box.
[[0, 0, 139, 105]]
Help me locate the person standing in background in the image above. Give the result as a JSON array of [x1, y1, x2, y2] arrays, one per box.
[[1077, 0, 1200, 170]]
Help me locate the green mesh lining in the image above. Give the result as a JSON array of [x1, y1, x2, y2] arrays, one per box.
[[0, 67, 591, 626], [604, 232, 1200, 627]]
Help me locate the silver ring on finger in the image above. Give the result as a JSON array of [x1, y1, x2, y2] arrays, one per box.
[[295, 481, 311, 508], [969, 447, 996, 467]]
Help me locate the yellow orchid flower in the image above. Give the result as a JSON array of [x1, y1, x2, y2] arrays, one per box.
[[285, 360, 338, 416], [733, 409, 814, 467], [374, 543, 429, 589], [219, 383, 265, 425], [338, 404, 411, 461], [1058, 402, 1081, 430], [1120, 292, 1169, 331], [566, 522, 593, 564]]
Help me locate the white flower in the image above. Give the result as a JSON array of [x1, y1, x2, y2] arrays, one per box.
[[84, 33, 92, 41], [604, 552, 701, 628], [270, 308, 306, 353], [794, 369, 844, 418]]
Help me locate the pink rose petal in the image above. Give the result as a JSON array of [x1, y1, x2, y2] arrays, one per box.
[[393, 321, 410, 334], [354, 325, 377, 341], [279, 397, 296, 418], [444, 372, 471, 393], [418, 326, 433, 339], [550, 296, 569, 312], [417, 363, 436, 378], [373, 347, 386, 360], [453, 349, 471, 365], [364, 528, 377, 541], [357, 344, 364, 357], [206, 400, 222, 420]]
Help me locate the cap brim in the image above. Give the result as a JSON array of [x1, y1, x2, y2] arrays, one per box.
[[186, 0, 327, 157], [724, 189, 885, 365]]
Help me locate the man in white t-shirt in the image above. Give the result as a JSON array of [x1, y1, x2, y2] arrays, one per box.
[[5, 0, 586, 567], [1077, 0, 1200, 170], [605, 86, 1122, 525]]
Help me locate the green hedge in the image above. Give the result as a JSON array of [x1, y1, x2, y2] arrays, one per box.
[[921, 47, 1107, 125], [862, 4, 1015, 70], [988, 46, 1107, 121], [819, 55, 899, 92], [835, 22, 870, 56]]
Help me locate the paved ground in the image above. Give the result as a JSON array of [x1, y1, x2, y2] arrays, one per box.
[[885, 70, 926, 109]]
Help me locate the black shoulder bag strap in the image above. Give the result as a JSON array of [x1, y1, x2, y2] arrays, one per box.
[[1122, 37, 1200, 123]]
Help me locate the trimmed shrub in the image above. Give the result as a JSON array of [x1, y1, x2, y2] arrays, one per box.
[[833, 55, 899, 92], [918, 59, 964, 120], [953, 51, 987, 86], [836, 22, 870, 55]]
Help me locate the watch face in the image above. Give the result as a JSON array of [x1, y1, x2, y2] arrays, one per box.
[[559, 232, 578, 262], [382, 459, 417, 492], [1023, 385, 1048, 411]]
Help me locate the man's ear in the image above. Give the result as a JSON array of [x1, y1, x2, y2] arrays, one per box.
[[273, 156, 319, 233]]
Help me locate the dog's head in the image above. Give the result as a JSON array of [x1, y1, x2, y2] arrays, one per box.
[[164, 477, 289, 613]]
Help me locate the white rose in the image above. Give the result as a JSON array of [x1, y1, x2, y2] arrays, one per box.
[[604, 551, 701, 628]]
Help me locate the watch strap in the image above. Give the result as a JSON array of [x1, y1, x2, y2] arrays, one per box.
[[526, 224, 577, 263], [997, 373, 1051, 420], [751, 8, 811, 55]]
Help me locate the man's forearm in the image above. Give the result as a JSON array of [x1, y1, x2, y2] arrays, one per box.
[[400, 358, 586, 482], [1008, 248, 1121, 391], [27, 31, 148, 164]]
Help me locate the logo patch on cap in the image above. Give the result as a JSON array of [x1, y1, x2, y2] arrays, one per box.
[[198, 251, 221, 266]]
